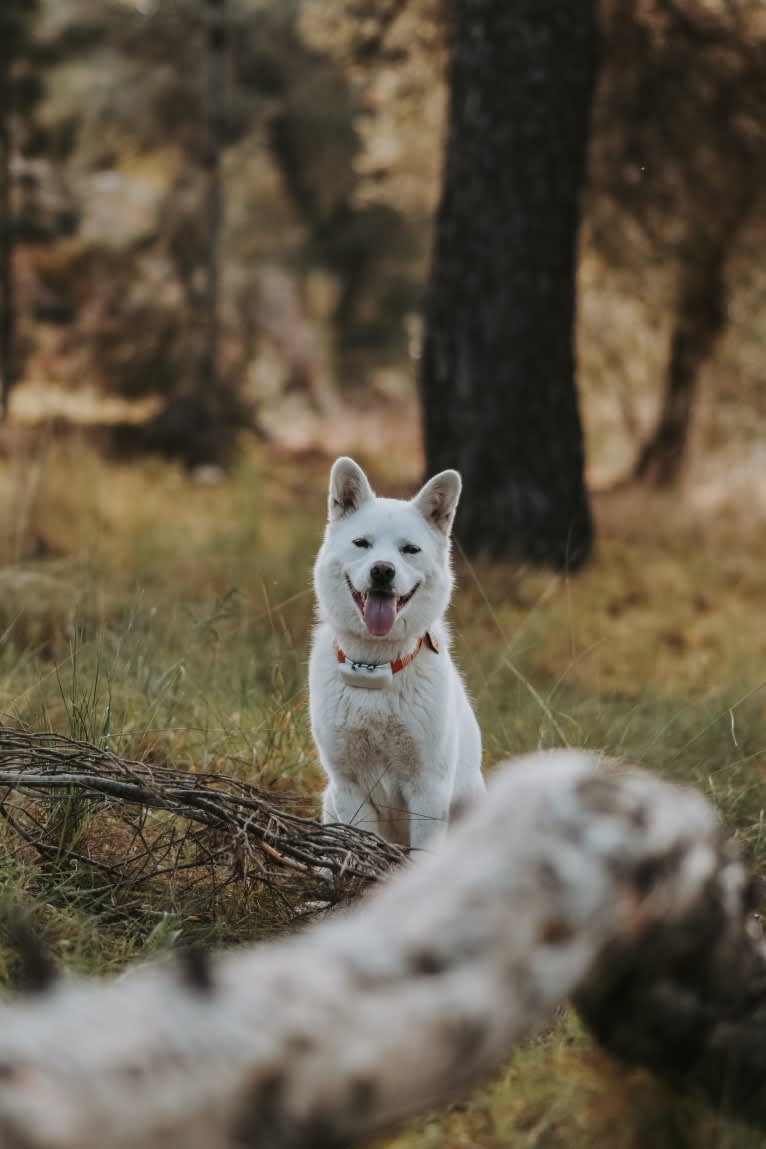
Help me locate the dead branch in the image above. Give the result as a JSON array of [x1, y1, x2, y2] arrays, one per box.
[[0, 727, 405, 916], [0, 750, 762, 1149]]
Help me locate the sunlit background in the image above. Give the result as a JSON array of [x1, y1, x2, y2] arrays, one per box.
[[2, 0, 765, 489]]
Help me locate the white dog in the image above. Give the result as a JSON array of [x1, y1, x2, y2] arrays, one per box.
[[309, 457, 484, 851]]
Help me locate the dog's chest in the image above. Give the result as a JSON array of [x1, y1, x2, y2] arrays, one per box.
[[324, 682, 433, 779], [337, 714, 419, 781]]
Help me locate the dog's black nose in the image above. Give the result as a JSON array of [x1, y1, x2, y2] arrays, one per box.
[[370, 561, 395, 586]]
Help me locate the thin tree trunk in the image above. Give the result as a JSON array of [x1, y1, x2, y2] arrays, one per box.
[[420, 0, 597, 571], [0, 751, 765, 1148], [145, 0, 228, 467], [634, 248, 727, 486], [201, 0, 225, 395], [0, 65, 14, 420]]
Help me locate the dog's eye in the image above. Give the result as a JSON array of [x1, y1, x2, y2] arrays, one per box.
[[401, 543, 421, 555], [352, 537, 371, 549]]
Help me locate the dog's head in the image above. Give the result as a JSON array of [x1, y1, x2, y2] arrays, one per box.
[[314, 457, 462, 643]]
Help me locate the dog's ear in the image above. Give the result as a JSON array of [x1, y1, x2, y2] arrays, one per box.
[[412, 470, 462, 536], [328, 457, 375, 521]]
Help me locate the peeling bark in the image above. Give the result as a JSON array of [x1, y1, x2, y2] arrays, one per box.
[[0, 751, 761, 1149], [576, 842, 766, 1123]]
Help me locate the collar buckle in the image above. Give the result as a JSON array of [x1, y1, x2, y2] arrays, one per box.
[[338, 660, 394, 690], [335, 631, 438, 689]]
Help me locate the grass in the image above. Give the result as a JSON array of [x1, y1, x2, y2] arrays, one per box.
[[1, 431, 765, 1147]]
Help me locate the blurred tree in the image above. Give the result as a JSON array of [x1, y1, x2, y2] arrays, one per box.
[[0, 44, 12, 419], [25, 0, 416, 461], [0, 1, 40, 418], [1, 0, 74, 418], [632, 244, 732, 486], [419, 0, 598, 570], [265, 0, 419, 379], [142, 0, 235, 467], [591, 0, 766, 485], [202, 0, 225, 400]]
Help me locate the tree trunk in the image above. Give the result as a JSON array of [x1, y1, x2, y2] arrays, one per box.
[[420, 0, 598, 571], [0, 64, 14, 420], [0, 751, 765, 1148], [143, 0, 230, 469], [201, 0, 225, 396], [634, 247, 726, 487]]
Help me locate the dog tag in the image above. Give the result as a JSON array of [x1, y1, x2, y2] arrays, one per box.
[[339, 660, 393, 690]]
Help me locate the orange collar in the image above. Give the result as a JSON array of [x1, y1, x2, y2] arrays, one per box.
[[335, 631, 439, 675]]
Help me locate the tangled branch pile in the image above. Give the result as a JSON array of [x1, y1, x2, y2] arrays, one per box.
[[0, 727, 405, 919]]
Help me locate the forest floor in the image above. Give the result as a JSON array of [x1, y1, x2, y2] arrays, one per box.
[[1, 431, 765, 1148]]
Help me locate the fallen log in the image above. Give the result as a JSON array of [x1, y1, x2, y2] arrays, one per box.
[[0, 750, 762, 1149]]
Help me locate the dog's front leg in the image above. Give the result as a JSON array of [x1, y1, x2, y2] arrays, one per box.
[[323, 780, 381, 838], [399, 779, 451, 854]]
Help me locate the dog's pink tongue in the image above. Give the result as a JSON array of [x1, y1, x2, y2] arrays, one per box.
[[363, 592, 397, 636]]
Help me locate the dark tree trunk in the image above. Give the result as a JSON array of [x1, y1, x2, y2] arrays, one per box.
[[420, 0, 598, 571], [634, 247, 726, 487], [0, 66, 14, 420], [139, 0, 248, 468], [201, 0, 225, 395]]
